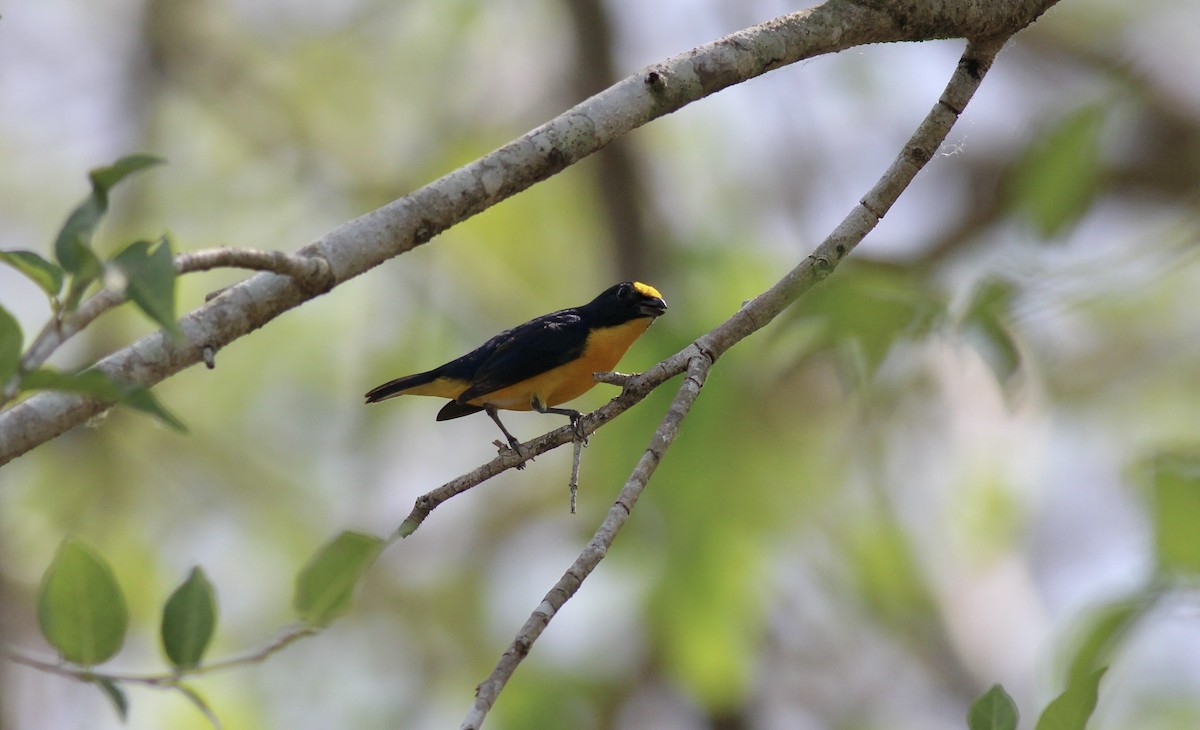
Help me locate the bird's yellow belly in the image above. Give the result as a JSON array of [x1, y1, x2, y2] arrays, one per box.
[[467, 318, 652, 411]]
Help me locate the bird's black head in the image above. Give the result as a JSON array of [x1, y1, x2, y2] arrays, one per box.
[[587, 281, 668, 324]]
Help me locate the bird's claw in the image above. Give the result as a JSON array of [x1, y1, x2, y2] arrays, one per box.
[[568, 415, 588, 445], [494, 439, 529, 469]]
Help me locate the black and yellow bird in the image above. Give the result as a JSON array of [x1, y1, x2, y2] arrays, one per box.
[[365, 281, 667, 454]]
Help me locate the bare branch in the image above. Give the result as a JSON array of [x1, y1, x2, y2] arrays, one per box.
[[0, 0, 1058, 467], [568, 437, 584, 514], [176, 247, 333, 290], [591, 371, 633, 387], [459, 33, 1011, 729], [461, 354, 712, 730], [2, 624, 314, 687]]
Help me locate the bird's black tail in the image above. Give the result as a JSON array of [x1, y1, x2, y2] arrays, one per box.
[[364, 369, 445, 403]]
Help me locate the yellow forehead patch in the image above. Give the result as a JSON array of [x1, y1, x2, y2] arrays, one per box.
[[632, 281, 663, 300]]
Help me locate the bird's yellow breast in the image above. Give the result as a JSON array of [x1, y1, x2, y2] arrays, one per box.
[[466, 317, 653, 411]]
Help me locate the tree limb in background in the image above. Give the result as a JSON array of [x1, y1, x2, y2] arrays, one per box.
[[460, 32, 1013, 729], [0, 0, 1058, 467]]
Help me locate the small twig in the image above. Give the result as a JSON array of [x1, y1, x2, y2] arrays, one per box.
[[461, 354, 712, 729], [2, 624, 315, 688], [592, 371, 633, 387], [176, 247, 333, 293], [568, 438, 584, 514], [1, 289, 124, 405]]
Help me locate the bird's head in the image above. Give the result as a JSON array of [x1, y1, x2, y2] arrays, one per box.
[[608, 281, 667, 319]]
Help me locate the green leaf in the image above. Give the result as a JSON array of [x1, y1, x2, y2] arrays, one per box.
[[1066, 595, 1151, 688], [21, 368, 124, 399], [175, 682, 220, 727], [20, 368, 187, 432], [53, 154, 164, 307], [784, 260, 946, 379], [0, 249, 64, 298], [0, 305, 22, 386], [962, 279, 1022, 383], [120, 385, 187, 432], [1035, 667, 1107, 730], [161, 567, 218, 669], [37, 537, 129, 665], [1007, 104, 1107, 239], [54, 196, 105, 279], [969, 684, 1019, 730], [88, 154, 164, 193], [1148, 455, 1200, 574], [965, 315, 1021, 383], [844, 517, 935, 628], [110, 237, 180, 337], [294, 531, 384, 627], [94, 678, 129, 722]]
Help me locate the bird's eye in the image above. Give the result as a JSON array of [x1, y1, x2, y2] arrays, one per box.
[[618, 283, 633, 299]]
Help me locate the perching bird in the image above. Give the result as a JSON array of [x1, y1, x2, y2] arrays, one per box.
[[365, 281, 667, 454]]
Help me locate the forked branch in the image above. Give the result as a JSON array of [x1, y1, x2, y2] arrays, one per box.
[[0, 0, 1057, 467], [459, 34, 1011, 729]]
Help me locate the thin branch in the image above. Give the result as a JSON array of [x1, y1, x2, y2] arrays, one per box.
[[460, 355, 712, 730], [1, 246, 332, 407], [176, 247, 332, 287], [591, 371, 633, 387], [2, 624, 315, 688], [4, 288, 123, 404], [568, 437, 584, 514], [0, 0, 1058, 467], [459, 34, 1011, 729]]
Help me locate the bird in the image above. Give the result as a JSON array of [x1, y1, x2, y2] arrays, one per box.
[[365, 281, 667, 457]]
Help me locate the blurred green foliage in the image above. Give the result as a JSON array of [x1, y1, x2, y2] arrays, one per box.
[[1146, 454, 1200, 576], [1006, 104, 1109, 239]]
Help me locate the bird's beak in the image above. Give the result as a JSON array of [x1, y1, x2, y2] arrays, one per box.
[[640, 297, 668, 318]]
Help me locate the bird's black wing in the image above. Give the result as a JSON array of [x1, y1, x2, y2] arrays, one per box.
[[455, 310, 590, 402]]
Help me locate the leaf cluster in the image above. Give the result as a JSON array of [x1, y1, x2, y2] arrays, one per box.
[[0, 155, 183, 426], [30, 531, 381, 724]]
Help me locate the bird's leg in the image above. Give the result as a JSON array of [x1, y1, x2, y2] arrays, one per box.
[[531, 397, 586, 443], [485, 405, 527, 468]]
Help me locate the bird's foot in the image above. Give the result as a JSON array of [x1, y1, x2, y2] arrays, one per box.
[[568, 414, 588, 446], [494, 438, 529, 470]]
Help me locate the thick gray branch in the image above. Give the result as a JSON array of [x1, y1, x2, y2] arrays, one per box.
[[0, 0, 1056, 465]]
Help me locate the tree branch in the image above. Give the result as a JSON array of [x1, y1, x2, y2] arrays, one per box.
[[4, 247, 332, 405], [459, 32, 1013, 729], [2, 624, 314, 687], [0, 0, 1057, 467]]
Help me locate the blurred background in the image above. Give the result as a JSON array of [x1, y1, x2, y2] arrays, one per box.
[[3, 0, 1200, 728]]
